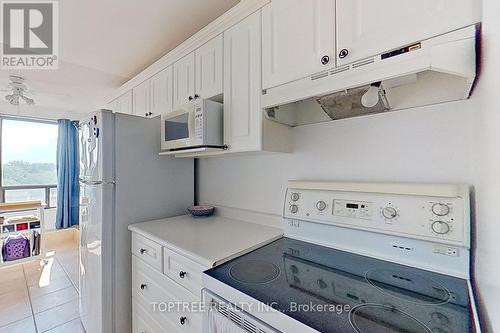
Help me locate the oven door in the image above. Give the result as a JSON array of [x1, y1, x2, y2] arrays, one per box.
[[202, 289, 280, 333], [161, 105, 197, 150]]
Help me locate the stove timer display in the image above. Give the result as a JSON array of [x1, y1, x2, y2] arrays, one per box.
[[333, 200, 373, 220]]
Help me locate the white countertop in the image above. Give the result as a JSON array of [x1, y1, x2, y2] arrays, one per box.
[[128, 214, 283, 268]]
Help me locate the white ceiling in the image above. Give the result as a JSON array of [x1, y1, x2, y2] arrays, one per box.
[[0, 0, 239, 120]]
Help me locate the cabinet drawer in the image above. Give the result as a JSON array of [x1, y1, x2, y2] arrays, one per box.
[[132, 233, 163, 271], [132, 256, 202, 333], [133, 300, 164, 333], [163, 247, 208, 296]]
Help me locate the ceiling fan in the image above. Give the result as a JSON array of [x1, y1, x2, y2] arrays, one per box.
[[2, 76, 35, 106]]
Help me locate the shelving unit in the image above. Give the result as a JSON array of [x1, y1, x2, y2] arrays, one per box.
[[0, 201, 45, 267]]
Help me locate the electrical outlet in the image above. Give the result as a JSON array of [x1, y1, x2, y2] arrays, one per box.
[[433, 245, 459, 257], [446, 247, 459, 256]]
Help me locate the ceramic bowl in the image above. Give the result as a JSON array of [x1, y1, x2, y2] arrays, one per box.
[[188, 205, 215, 217]]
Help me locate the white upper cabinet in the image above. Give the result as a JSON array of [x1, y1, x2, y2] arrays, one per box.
[[262, 0, 335, 90], [224, 10, 262, 152], [195, 34, 223, 99], [336, 0, 481, 66], [109, 90, 133, 115], [133, 80, 151, 117], [150, 66, 173, 117], [173, 52, 196, 108]]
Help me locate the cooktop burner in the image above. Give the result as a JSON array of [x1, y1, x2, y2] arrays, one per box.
[[205, 237, 473, 333], [365, 269, 452, 305], [229, 260, 280, 284], [349, 304, 432, 333]]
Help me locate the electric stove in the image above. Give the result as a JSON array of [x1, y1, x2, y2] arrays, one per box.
[[205, 237, 474, 333], [202, 182, 481, 333]]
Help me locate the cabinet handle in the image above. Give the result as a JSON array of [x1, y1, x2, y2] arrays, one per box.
[[179, 271, 187, 279], [338, 48, 349, 59], [321, 55, 330, 65], [140, 283, 147, 290], [188, 96, 193, 101], [140, 248, 147, 254], [145, 113, 148, 117], [194, 94, 199, 99], [180, 317, 187, 325]]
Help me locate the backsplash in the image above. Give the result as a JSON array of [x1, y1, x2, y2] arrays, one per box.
[[199, 100, 475, 215]]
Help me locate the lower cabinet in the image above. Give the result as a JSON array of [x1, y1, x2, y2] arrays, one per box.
[[163, 247, 206, 296], [131, 233, 206, 333], [132, 300, 165, 333]]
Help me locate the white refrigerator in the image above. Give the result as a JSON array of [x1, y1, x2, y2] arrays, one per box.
[[78, 110, 193, 333]]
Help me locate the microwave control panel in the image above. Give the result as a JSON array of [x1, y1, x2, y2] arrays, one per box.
[[194, 106, 204, 140], [284, 187, 468, 247]]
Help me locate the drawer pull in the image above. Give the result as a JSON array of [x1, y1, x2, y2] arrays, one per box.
[[140, 248, 147, 254], [179, 271, 187, 279], [180, 316, 187, 325], [140, 283, 147, 290]]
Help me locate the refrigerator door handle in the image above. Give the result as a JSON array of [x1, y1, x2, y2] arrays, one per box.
[[79, 178, 115, 186]]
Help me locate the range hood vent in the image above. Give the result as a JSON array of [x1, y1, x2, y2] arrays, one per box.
[[315, 84, 389, 121], [262, 25, 478, 127]]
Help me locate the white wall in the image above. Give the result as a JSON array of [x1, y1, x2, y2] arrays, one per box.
[[200, 102, 475, 214], [199, 3, 500, 330], [470, 0, 500, 331]]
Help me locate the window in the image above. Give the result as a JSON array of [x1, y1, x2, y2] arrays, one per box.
[[1, 118, 58, 208]]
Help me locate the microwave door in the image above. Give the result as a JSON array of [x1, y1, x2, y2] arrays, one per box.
[[162, 111, 191, 150]]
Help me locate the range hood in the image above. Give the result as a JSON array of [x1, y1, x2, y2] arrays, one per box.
[[262, 25, 478, 127]]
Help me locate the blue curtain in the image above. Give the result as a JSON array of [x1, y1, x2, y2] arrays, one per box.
[[56, 120, 80, 229]]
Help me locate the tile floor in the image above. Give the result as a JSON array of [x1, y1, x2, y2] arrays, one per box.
[[0, 238, 83, 333]]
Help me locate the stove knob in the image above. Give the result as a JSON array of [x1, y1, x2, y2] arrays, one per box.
[[431, 312, 450, 325], [432, 221, 451, 235], [432, 203, 450, 216], [382, 207, 398, 219], [290, 192, 300, 201], [289, 204, 299, 214], [316, 201, 327, 211]]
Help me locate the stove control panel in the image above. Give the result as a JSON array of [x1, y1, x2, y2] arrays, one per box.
[[284, 183, 469, 247]]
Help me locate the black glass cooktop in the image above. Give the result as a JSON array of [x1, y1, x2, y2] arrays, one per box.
[[205, 237, 475, 333]]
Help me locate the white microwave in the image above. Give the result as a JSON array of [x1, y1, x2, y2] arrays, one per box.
[[161, 99, 224, 151]]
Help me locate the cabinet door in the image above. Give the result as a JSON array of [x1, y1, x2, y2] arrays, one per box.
[[262, 0, 335, 89], [106, 99, 117, 113], [133, 80, 151, 117], [195, 34, 223, 98], [151, 66, 173, 117], [224, 10, 262, 152], [336, 0, 480, 66], [120, 90, 133, 115], [111, 91, 133, 115], [173, 52, 195, 108]]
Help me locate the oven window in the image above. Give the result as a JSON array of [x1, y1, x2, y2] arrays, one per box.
[[165, 114, 189, 141]]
